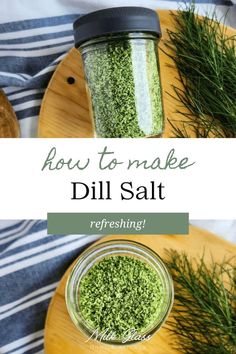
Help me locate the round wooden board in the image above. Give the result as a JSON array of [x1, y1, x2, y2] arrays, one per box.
[[38, 10, 235, 138], [0, 89, 20, 138], [45, 226, 236, 354]]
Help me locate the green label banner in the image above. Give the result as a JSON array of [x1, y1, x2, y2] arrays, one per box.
[[47, 213, 189, 235]]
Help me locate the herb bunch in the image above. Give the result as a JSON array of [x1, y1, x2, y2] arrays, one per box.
[[166, 250, 236, 353], [165, 5, 236, 137]]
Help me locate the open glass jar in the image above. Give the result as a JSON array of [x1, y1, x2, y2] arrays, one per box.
[[73, 7, 164, 138], [66, 240, 174, 346]]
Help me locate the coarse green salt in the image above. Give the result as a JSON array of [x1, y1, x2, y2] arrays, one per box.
[[82, 37, 164, 138], [79, 255, 164, 339]]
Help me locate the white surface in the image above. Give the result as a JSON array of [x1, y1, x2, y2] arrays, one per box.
[[191, 220, 236, 244]]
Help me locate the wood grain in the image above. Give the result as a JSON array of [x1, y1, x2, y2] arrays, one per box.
[[45, 226, 236, 354], [0, 90, 20, 138], [38, 10, 235, 138]]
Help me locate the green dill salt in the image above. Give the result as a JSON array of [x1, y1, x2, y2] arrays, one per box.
[[79, 255, 164, 338], [82, 37, 164, 138]]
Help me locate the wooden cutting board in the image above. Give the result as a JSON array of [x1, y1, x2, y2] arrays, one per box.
[[38, 11, 236, 138], [0, 89, 20, 138], [44, 226, 236, 354]]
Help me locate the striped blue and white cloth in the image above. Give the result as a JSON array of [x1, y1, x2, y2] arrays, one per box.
[[0, 220, 101, 354], [0, 14, 78, 137], [0, 0, 235, 137]]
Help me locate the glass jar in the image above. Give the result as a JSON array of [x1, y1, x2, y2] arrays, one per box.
[[66, 240, 174, 346], [73, 7, 164, 138]]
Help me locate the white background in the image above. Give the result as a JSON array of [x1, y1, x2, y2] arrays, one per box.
[[0, 139, 235, 220]]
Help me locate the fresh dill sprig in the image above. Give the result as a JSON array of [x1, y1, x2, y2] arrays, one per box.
[[164, 4, 236, 138], [165, 250, 236, 353]]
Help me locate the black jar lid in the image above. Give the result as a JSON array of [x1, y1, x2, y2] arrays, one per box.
[[73, 7, 161, 47]]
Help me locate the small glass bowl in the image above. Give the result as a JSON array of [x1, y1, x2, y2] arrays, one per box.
[[65, 240, 174, 346]]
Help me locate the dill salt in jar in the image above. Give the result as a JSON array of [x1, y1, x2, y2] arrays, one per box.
[[66, 240, 174, 346], [73, 7, 164, 138]]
